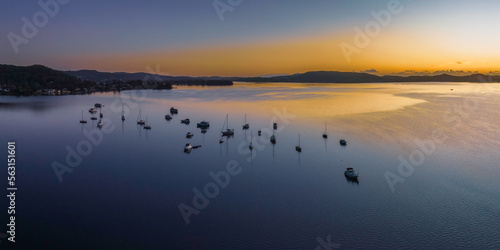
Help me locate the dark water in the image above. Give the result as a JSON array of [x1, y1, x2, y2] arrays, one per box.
[[0, 83, 499, 249]]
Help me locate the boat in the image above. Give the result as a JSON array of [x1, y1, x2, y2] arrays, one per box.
[[121, 104, 125, 121], [221, 114, 234, 136], [79, 110, 87, 124], [91, 117, 97, 120], [137, 109, 146, 125], [197, 121, 210, 128], [242, 114, 249, 130], [89, 108, 97, 113], [273, 123, 277, 130], [258, 130, 262, 136], [344, 167, 359, 179], [99, 108, 103, 118], [184, 143, 193, 150], [181, 118, 190, 124], [323, 123, 328, 139], [249, 131, 254, 150], [295, 134, 302, 152], [94, 103, 102, 108], [165, 114, 172, 120], [97, 120, 103, 128], [143, 116, 151, 130], [270, 131, 276, 144], [170, 107, 178, 114], [219, 138, 224, 144], [339, 139, 347, 146], [186, 132, 194, 138]]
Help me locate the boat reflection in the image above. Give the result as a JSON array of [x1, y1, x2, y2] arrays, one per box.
[[345, 176, 359, 185]]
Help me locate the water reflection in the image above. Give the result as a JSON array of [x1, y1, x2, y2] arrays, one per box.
[[0, 82, 499, 249]]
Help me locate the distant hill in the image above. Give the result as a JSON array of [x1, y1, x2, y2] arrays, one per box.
[[0, 64, 94, 93], [66, 69, 191, 82], [2, 65, 498, 96], [0, 65, 232, 95], [232, 71, 500, 83], [66, 69, 500, 84], [67, 69, 232, 86]]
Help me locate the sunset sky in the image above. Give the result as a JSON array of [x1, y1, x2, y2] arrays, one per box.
[[2, 0, 500, 76]]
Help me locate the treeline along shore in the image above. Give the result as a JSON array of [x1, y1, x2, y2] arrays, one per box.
[[0, 64, 233, 96]]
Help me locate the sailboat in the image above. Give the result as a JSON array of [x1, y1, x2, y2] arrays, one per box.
[[295, 134, 302, 152], [121, 104, 125, 121], [249, 131, 254, 150], [137, 109, 145, 125], [79, 110, 87, 124], [270, 131, 276, 144], [97, 119, 103, 128], [221, 114, 234, 136], [99, 107, 103, 118], [322, 123, 328, 139], [242, 114, 249, 129], [143, 116, 151, 130]]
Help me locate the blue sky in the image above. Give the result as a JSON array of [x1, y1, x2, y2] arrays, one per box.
[[2, 0, 500, 76]]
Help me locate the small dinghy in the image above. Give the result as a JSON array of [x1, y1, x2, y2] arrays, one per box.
[[344, 167, 359, 179]]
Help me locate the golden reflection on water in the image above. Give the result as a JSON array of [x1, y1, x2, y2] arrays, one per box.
[[163, 83, 432, 119], [133, 82, 500, 124]]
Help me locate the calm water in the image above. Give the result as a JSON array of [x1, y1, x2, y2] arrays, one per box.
[[1, 82, 499, 249]]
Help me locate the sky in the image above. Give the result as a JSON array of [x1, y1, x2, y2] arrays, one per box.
[[2, 0, 500, 77]]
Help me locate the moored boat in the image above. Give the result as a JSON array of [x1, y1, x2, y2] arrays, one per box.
[[143, 116, 151, 129], [221, 114, 234, 136], [295, 134, 302, 152], [137, 109, 145, 125], [242, 114, 249, 130], [344, 167, 358, 179], [249, 131, 254, 150], [197, 121, 210, 128], [79, 110, 87, 124], [121, 104, 125, 121]]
